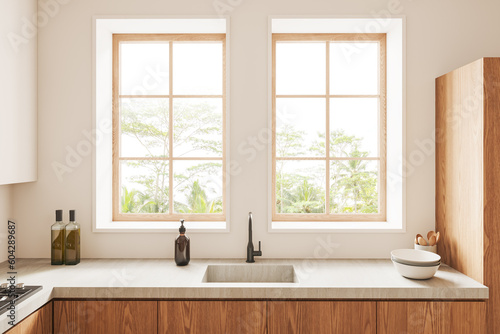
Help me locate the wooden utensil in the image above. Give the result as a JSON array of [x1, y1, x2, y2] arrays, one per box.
[[427, 230, 436, 241], [415, 234, 423, 245], [417, 236, 427, 246], [428, 235, 437, 246], [435, 231, 441, 244]]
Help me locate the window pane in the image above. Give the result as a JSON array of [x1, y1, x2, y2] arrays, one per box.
[[276, 43, 326, 95], [276, 160, 326, 214], [120, 43, 169, 96], [173, 43, 223, 95], [173, 160, 223, 214], [173, 99, 223, 157], [330, 160, 379, 214], [330, 42, 378, 95], [120, 98, 169, 158], [120, 160, 169, 213], [330, 98, 379, 157], [276, 98, 325, 157]]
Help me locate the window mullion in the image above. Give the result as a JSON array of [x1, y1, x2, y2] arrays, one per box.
[[169, 41, 174, 215], [325, 41, 330, 215]]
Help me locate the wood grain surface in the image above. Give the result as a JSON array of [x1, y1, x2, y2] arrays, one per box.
[[267, 301, 376, 334], [377, 301, 486, 334], [436, 57, 500, 333], [158, 300, 266, 334], [435, 58, 484, 283], [483, 57, 500, 334], [5, 302, 52, 334], [54, 300, 157, 334]]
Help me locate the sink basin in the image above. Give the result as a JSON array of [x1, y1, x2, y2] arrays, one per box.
[[202, 264, 297, 283]]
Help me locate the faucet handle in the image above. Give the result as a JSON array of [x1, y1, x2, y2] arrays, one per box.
[[254, 241, 262, 257]]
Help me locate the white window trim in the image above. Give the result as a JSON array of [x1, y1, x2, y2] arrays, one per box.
[[91, 16, 231, 233], [268, 16, 406, 233]]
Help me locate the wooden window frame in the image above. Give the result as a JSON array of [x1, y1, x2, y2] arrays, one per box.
[[272, 33, 387, 222], [112, 33, 227, 222]]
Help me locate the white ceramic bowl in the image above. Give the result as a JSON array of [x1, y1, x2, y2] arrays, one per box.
[[392, 260, 440, 280], [391, 249, 441, 266]]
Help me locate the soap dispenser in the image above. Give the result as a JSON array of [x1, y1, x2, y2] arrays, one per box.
[[175, 220, 190, 266]]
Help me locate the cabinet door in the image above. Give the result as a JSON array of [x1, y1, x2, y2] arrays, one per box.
[[5, 302, 52, 334], [268, 301, 376, 334], [377, 301, 486, 334], [54, 300, 157, 334], [158, 301, 266, 334]]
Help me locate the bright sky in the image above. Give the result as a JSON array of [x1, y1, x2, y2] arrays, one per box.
[[276, 41, 380, 158]]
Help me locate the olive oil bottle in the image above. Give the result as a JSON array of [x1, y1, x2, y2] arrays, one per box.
[[65, 210, 80, 265], [51, 210, 66, 265]]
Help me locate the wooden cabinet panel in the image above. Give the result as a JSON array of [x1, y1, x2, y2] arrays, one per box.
[[267, 301, 376, 334], [482, 57, 500, 334], [436, 57, 500, 333], [158, 301, 266, 334], [6, 302, 52, 334], [54, 300, 157, 334], [435, 58, 485, 284], [377, 301, 486, 334]]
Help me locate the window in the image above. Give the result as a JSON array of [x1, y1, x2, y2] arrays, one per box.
[[272, 33, 387, 222], [112, 34, 226, 222]]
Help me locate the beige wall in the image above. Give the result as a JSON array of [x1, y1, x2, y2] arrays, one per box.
[[11, 0, 500, 259], [0, 186, 12, 263]]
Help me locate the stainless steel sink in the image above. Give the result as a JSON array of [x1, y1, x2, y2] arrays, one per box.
[[202, 264, 297, 283]]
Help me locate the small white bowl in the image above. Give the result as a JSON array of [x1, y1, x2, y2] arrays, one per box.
[[414, 244, 437, 254], [392, 260, 440, 280], [391, 249, 441, 266]]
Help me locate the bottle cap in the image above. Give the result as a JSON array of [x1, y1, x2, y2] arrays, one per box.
[[69, 210, 75, 222], [56, 210, 63, 222], [179, 219, 186, 233]]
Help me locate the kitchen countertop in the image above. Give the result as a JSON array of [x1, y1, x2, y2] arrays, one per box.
[[0, 258, 488, 333]]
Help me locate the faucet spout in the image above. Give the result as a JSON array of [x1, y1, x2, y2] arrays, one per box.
[[246, 212, 262, 263]]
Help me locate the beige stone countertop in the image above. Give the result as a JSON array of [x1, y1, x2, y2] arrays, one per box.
[[0, 258, 488, 333]]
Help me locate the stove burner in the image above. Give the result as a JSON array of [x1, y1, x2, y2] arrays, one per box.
[[0, 285, 43, 315]]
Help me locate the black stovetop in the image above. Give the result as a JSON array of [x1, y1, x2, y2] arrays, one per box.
[[0, 285, 43, 315]]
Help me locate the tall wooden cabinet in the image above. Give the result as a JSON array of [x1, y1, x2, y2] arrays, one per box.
[[436, 57, 500, 333]]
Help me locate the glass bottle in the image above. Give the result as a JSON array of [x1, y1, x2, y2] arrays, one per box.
[[65, 210, 80, 265], [175, 220, 190, 266], [51, 210, 66, 265]]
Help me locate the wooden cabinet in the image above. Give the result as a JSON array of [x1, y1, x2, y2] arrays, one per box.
[[267, 301, 376, 334], [53, 300, 157, 334], [377, 301, 486, 334], [436, 57, 500, 332], [5, 302, 52, 334], [10, 299, 487, 333], [158, 301, 266, 334]]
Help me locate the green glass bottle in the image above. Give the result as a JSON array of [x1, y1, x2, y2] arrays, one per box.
[[65, 210, 80, 265], [51, 210, 66, 265]]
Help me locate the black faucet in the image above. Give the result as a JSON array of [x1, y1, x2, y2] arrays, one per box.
[[246, 212, 262, 263]]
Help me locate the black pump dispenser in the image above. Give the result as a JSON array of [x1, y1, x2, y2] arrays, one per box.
[[179, 220, 186, 233], [175, 220, 190, 266]]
